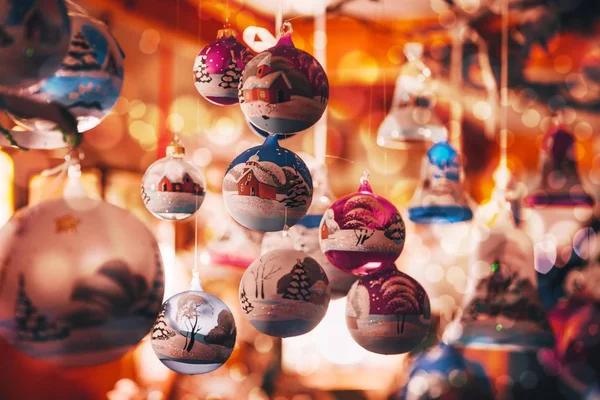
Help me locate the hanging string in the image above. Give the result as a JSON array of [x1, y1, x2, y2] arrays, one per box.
[[276, 0, 283, 38], [499, 0, 509, 170], [450, 20, 465, 154], [313, 1, 327, 166], [225, 0, 230, 26]]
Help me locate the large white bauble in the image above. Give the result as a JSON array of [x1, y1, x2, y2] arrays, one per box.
[[0, 197, 164, 367]]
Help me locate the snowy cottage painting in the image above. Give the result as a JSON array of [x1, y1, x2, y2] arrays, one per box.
[[223, 136, 313, 232]]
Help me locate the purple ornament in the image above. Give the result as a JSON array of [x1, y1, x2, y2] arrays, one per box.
[[239, 27, 329, 135], [346, 268, 431, 355], [319, 171, 405, 276], [193, 29, 253, 106]]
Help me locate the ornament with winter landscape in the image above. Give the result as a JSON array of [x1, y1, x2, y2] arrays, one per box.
[[319, 173, 406, 276], [346, 268, 431, 355], [239, 32, 329, 135], [141, 148, 206, 221], [9, 11, 124, 136], [0, 0, 71, 89], [193, 29, 253, 106], [151, 290, 236, 375], [239, 250, 331, 337], [0, 197, 164, 367], [222, 135, 313, 232]]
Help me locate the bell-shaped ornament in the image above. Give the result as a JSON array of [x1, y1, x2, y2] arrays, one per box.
[[525, 124, 595, 208], [377, 43, 447, 149], [443, 205, 555, 349], [407, 141, 474, 224]]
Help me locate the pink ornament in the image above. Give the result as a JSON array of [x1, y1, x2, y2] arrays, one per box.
[[346, 268, 431, 355], [319, 171, 405, 276], [193, 29, 253, 106]]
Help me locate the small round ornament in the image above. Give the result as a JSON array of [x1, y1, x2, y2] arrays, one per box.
[[319, 171, 406, 276], [9, 9, 124, 134], [346, 268, 431, 355], [151, 288, 236, 375], [0, 0, 71, 89], [193, 27, 253, 106], [239, 249, 331, 337], [142, 140, 206, 221], [0, 197, 164, 367], [239, 22, 329, 135], [223, 134, 313, 232]]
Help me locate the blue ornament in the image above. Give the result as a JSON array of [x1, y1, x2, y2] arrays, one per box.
[[10, 11, 124, 135], [408, 141, 473, 224], [223, 135, 313, 232]]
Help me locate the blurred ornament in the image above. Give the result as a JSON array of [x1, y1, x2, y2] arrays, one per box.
[[262, 162, 357, 298], [443, 206, 555, 349], [0, 197, 164, 366], [151, 273, 236, 375], [477, 165, 522, 227], [239, 22, 329, 135], [377, 43, 447, 149], [9, 9, 124, 135], [247, 118, 294, 140], [398, 344, 493, 400], [193, 27, 253, 106], [525, 124, 595, 208], [142, 139, 206, 221], [222, 134, 313, 232], [408, 141, 474, 224], [239, 249, 331, 337], [320, 171, 405, 276], [346, 268, 431, 355], [0, 0, 71, 89]]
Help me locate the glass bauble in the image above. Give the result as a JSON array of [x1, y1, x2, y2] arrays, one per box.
[[346, 268, 431, 354], [0, 197, 164, 367], [151, 290, 236, 375], [223, 135, 313, 232], [239, 249, 331, 337]]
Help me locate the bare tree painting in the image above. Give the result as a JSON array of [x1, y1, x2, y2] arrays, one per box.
[[176, 293, 214, 352], [249, 253, 282, 299]]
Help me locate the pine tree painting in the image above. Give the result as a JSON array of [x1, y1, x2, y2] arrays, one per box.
[[195, 55, 212, 84], [152, 305, 176, 341], [240, 285, 254, 314], [62, 31, 101, 72], [279, 168, 311, 209], [276, 257, 329, 305], [281, 259, 313, 302], [219, 50, 242, 89]]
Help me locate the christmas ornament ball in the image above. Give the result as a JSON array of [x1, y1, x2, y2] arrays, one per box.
[[0, 197, 164, 367], [193, 29, 253, 106], [320, 172, 405, 276], [0, 0, 71, 89], [239, 250, 331, 337], [346, 268, 431, 355], [142, 142, 206, 221], [239, 32, 329, 135], [223, 135, 313, 232], [9, 11, 124, 135], [151, 290, 236, 375]]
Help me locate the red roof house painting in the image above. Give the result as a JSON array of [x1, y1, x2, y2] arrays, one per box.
[[158, 173, 203, 195], [236, 155, 278, 200], [242, 54, 292, 104]]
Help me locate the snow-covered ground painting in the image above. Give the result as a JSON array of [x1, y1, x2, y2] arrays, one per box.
[[239, 41, 329, 134], [223, 137, 313, 232], [0, 0, 70, 88], [320, 192, 405, 274], [346, 269, 431, 355], [239, 250, 330, 337], [193, 34, 253, 106], [142, 157, 206, 221], [151, 291, 236, 375], [11, 14, 124, 133]]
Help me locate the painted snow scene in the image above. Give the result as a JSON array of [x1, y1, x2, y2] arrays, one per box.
[[142, 156, 206, 221], [151, 291, 236, 375], [239, 35, 329, 134], [193, 30, 253, 106], [239, 250, 331, 337], [0, 198, 164, 367], [320, 178, 405, 275], [11, 13, 124, 135], [409, 141, 473, 224], [0, 0, 70, 88], [223, 136, 313, 232], [261, 214, 357, 299], [346, 269, 431, 355]]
